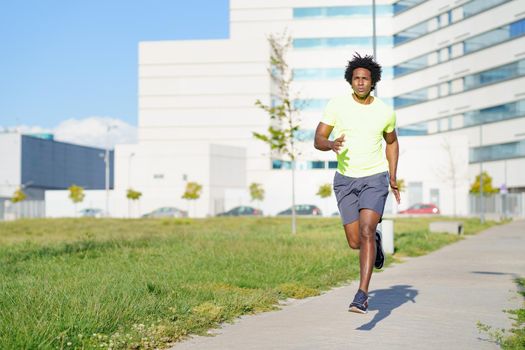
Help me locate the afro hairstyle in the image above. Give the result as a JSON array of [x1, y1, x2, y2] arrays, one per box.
[[344, 53, 382, 91]]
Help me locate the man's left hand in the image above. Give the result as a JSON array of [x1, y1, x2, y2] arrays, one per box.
[[390, 177, 400, 204]]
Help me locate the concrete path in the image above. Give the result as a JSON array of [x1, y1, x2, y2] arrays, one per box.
[[173, 220, 525, 350]]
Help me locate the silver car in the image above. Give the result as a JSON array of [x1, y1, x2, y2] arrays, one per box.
[[142, 207, 188, 218]]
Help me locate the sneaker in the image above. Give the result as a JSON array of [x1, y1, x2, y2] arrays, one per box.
[[375, 230, 385, 269], [349, 289, 368, 314]]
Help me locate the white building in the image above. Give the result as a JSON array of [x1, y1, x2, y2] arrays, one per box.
[[47, 0, 525, 218]]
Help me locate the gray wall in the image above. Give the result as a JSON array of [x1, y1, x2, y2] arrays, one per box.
[[21, 135, 114, 192]]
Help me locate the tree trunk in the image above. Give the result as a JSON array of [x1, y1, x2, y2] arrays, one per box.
[[291, 160, 297, 234]]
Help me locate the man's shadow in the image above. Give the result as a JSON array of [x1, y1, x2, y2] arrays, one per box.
[[356, 285, 418, 331]]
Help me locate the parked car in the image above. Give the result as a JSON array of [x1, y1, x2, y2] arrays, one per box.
[[79, 208, 104, 218], [277, 204, 322, 216], [399, 203, 440, 215], [142, 207, 188, 218], [217, 206, 263, 216]]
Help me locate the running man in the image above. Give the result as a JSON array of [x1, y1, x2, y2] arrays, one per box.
[[314, 53, 400, 314]]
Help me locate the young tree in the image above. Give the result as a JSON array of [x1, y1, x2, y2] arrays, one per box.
[[433, 139, 468, 217], [68, 185, 85, 216], [11, 188, 27, 203], [253, 32, 301, 234], [182, 182, 202, 217], [395, 179, 406, 193], [470, 171, 499, 195], [126, 188, 142, 218], [249, 183, 265, 209], [316, 183, 332, 198]]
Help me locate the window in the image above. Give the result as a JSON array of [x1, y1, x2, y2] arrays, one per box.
[[294, 99, 329, 110], [272, 160, 329, 170], [394, 59, 525, 108], [398, 122, 428, 136], [293, 67, 393, 80], [393, 0, 427, 15], [328, 161, 338, 169], [294, 5, 393, 19], [464, 60, 525, 91], [399, 98, 525, 135], [293, 7, 323, 18], [394, 18, 525, 77], [293, 36, 393, 49], [394, 87, 430, 108], [462, 0, 509, 18], [394, 0, 511, 46], [294, 129, 315, 142], [464, 99, 525, 127], [272, 160, 292, 169], [470, 140, 525, 163], [293, 68, 343, 80], [310, 161, 325, 169]]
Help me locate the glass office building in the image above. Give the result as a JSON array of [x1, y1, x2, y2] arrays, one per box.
[[130, 0, 524, 218]]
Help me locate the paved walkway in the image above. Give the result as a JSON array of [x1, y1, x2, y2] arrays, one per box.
[[173, 220, 525, 350]]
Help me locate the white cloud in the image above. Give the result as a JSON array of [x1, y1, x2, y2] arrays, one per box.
[[53, 116, 137, 149], [2, 117, 137, 149]]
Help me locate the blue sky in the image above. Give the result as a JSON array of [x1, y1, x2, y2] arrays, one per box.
[[0, 1, 229, 128]]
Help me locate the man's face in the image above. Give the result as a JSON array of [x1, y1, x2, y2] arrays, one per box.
[[351, 67, 373, 98]]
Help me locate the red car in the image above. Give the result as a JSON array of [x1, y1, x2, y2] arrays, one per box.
[[399, 203, 440, 214]]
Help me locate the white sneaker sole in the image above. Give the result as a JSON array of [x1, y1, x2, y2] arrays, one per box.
[[349, 305, 368, 314]]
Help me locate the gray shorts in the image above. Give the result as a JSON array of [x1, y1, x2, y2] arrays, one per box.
[[333, 171, 390, 225]]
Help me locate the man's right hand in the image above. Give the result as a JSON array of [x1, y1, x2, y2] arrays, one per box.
[[330, 134, 345, 154]]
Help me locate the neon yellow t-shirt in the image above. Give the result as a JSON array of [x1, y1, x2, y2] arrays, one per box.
[[321, 94, 396, 178]]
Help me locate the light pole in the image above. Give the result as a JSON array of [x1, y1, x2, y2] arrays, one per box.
[[105, 124, 117, 217], [372, 0, 377, 96], [128, 152, 135, 189], [479, 124, 484, 224]]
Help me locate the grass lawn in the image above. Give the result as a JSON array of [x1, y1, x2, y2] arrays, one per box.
[[477, 278, 525, 349], [0, 216, 499, 349]]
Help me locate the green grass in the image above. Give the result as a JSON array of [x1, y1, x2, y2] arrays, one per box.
[[477, 278, 525, 349], [502, 278, 525, 350], [0, 217, 499, 349], [392, 217, 499, 257]]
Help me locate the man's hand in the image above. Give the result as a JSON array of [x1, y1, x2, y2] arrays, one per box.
[[331, 134, 345, 154], [390, 177, 401, 204]]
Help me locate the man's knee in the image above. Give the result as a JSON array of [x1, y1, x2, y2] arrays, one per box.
[[348, 239, 360, 249], [360, 223, 377, 240], [344, 223, 360, 249]]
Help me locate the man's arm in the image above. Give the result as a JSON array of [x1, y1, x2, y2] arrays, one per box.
[[314, 122, 344, 153], [384, 130, 400, 204]]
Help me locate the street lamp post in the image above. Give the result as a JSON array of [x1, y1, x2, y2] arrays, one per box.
[[479, 124, 484, 224], [372, 0, 377, 96], [128, 152, 135, 189], [105, 124, 117, 217]]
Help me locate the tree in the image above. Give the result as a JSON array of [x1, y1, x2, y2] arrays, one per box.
[[182, 182, 202, 217], [470, 171, 499, 195], [316, 183, 332, 198], [11, 188, 26, 203], [253, 32, 301, 234], [127, 188, 142, 201], [433, 138, 468, 217], [68, 185, 85, 216], [126, 188, 142, 218], [249, 183, 265, 208], [395, 179, 406, 193]]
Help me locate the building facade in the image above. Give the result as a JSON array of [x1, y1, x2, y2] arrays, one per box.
[[0, 133, 114, 219], [105, 0, 524, 218]]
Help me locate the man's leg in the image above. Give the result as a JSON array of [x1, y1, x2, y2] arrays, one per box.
[[343, 220, 360, 249], [357, 209, 381, 294]]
